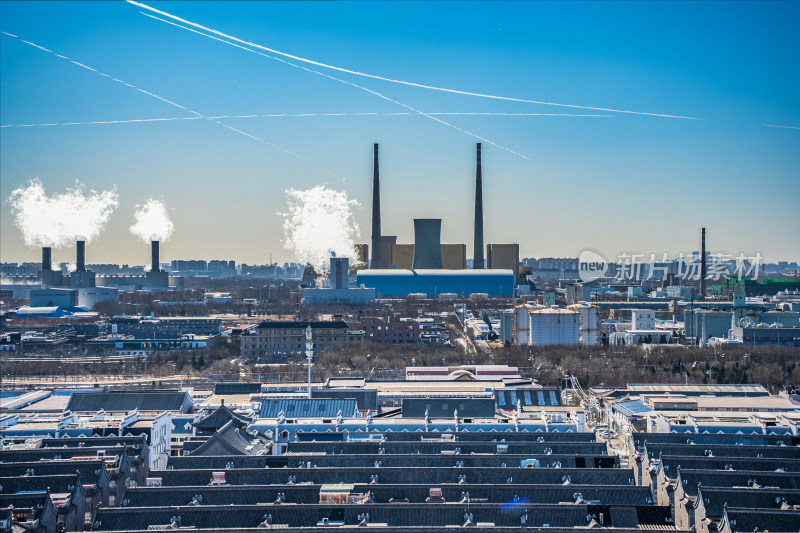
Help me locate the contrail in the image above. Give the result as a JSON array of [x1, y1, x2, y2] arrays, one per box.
[[0, 31, 340, 179], [139, 12, 531, 160], [762, 124, 800, 130], [1, 112, 615, 128], [129, 0, 701, 121]]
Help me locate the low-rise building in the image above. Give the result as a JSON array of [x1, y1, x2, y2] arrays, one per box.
[[241, 320, 362, 363]]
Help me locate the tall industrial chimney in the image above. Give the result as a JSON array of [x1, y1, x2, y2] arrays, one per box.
[[371, 143, 382, 269], [76, 240, 86, 272], [473, 143, 485, 269], [41, 246, 52, 271], [151, 240, 160, 273], [700, 227, 706, 297]]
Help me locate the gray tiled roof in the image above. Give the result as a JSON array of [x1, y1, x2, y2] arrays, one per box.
[[188, 421, 270, 457], [401, 397, 496, 418], [66, 390, 191, 413], [259, 398, 357, 418]]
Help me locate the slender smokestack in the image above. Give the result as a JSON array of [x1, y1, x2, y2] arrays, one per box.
[[151, 240, 160, 273], [76, 240, 86, 272], [41, 246, 52, 272], [473, 143, 485, 269], [371, 143, 382, 269], [700, 227, 706, 297]]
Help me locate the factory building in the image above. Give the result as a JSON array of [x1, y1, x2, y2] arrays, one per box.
[[389, 243, 413, 269], [486, 243, 519, 275], [68, 240, 96, 288], [353, 244, 368, 271], [440, 244, 466, 269], [730, 324, 800, 346], [357, 269, 515, 298], [38, 246, 63, 287], [29, 287, 78, 308], [684, 310, 733, 344], [389, 244, 467, 270], [303, 257, 376, 304], [76, 286, 118, 309], [685, 308, 800, 345], [328, 257, 349, 290], [145, 240, 170, 288], [378, 236, 397, 269]]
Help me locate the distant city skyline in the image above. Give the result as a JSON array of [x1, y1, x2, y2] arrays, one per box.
[[1, 1, 798, 265]]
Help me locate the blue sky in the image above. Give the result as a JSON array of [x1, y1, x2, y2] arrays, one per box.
[[1, 1, 798, 265]]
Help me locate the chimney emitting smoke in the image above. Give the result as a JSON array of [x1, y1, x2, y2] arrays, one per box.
[[76, 240, 86, 272], [371, 143, 382, 269], [41, 246, 52, 272], [151, 240, 160, 273], [473, 143, 485, 269]]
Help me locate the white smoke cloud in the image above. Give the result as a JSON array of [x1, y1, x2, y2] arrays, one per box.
[[7, 178, 119, 247], [280, 186, 360, 274], [129, 198, 174, 242]]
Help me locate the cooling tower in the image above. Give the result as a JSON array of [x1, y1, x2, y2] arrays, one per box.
[[76, 240, 86, 272], [412, 219, 443, 270], [473, 143, 485, 269], [371, 143, 382, 269]]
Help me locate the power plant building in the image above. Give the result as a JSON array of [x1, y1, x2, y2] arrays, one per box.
[[390, 244, 466, 270], [29, 288, 78, 308], [412, 219, 443, 270], [440, 244, 466, 269], [390, 244, 414, 269], [353, 244, 368, 271], [356, 269, 515, 298], [486, 243, 520, 275], [69, 240, 96, 289], [328, 257, 349, 290]]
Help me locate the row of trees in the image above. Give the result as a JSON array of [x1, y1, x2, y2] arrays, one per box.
[[4, 337, 799, 394]]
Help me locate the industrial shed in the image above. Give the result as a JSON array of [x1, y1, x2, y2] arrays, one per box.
[[356, 269, 515, 298]]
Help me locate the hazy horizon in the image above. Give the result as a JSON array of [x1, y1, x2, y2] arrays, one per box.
[[2, 1, 798, 265]]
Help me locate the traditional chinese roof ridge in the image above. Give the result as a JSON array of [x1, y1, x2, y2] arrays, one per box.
[[193, 402, 252, 431], [188, 420, 270, 457]]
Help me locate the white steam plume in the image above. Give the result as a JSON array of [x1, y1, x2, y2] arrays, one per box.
[[130, 199, 174, 242], [280, 186, 360, 274], [7, 179, 119, 247]]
